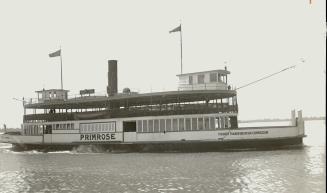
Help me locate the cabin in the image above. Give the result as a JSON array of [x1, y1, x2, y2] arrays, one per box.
[[36, 89, 69, 103], [177, 68, 230, 91]]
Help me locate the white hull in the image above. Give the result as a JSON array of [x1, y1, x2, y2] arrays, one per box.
[[0, 127, 304, 144], [0, 113, 305, 149]]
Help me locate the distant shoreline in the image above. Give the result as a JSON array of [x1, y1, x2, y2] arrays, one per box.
[[239, 117, 325, 123]]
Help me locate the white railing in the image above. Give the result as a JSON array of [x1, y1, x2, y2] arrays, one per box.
[[178, 84, 235, 91]]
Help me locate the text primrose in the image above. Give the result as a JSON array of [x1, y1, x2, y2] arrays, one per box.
[[80, 133, 116, 141]]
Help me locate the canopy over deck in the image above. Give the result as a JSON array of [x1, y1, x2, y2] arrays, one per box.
[[176, 69, 230, 77], [24, 89, 236, 109]]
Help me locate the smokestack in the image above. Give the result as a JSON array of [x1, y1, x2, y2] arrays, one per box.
[[107, 60, 118, 96]]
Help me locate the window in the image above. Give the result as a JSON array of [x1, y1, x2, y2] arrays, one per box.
[[198, 74, 205, 84], [166, 119, 171, 132], [185, 118, 191, 131], [149, 120, 154, 132], [189, 76, 193, 84], [204, 117, 210, 130], [216, 117, 220, 129], [221, 117, 225, 128], [154, 120, 159, 132], [137, 120, 142, 133], [160, 119, 165, 132], [210, 117, 215, 130], [210, 73, 217, 82], [143, 120, 148, 132], [172, 119, 178, 131], [198, 118, 204, 130], [179, 118, 184, 131], [192, 118, 198, 130], [226, 117, 230, 128], [123, 121, 136, 132]]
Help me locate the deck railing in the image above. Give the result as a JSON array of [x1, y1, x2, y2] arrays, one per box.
[[24, 104, 238, 122], [23, 86, 236, 106]]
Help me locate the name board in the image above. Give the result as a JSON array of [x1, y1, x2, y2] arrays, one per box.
[[218, 130, 269, 136], [80, 132, 122, 142], [80, 89, 95, 95]]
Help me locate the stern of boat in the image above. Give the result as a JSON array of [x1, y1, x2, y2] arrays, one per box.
[[291, 110, 305, 137]]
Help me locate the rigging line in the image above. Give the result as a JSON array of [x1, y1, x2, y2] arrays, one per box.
[[236, 65, 297, 90]]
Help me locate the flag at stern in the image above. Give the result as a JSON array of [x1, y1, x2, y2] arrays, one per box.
[[49, 49, 61, 57]]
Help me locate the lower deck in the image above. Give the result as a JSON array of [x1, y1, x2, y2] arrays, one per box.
[[1, 123, 305, 145], [1, 111, 305, 151], [10, 136, 304, 152]]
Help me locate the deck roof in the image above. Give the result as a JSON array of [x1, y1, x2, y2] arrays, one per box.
[[24, 89, 236, 109], [176, 69, 230, 77]]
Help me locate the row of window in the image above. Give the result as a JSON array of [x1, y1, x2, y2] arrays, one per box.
[[136, 116, 231, 133], [23, 127, 42, 136], [80, 122, 116, 133], [52, 123, 74, 130], [188, 73, 227, 84], [23, 123, 75, 135], [24, 124, 74, 130]]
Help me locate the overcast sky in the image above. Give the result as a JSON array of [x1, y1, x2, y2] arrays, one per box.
[[0, 0, 325, 127]]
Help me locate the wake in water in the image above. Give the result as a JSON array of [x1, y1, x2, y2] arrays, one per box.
[[0, 143, 12, 149], [0, 142, 129, 154], [71, 145, 107, 153], [71, 145, 129, 153], [0, 143, 105, 154]]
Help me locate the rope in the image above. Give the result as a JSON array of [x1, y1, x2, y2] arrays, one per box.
[[236, 65, 297, 90]]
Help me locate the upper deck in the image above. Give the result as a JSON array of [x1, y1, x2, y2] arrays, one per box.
[[22, 60, 238, 122], [24, 89, 236, 109]]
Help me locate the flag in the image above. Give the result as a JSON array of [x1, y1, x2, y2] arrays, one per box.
[[169, 25, 181, 33], [49, 49, 61, 57]]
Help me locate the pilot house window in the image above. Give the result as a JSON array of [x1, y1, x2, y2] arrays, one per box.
[[210, 73, 217, 82], [197, 74, 205, 84], [189, 76, 193, 84]]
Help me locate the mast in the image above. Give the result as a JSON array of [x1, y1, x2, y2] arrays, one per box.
[[60, 46, 63, 90], [180, 23, 183, 74]]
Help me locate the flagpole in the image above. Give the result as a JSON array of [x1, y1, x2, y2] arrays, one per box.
[[60, 46, 63, 90], [180, 23, 183, 74]]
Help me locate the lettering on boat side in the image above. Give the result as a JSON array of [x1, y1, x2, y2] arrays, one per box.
[[80, 133, 121, 141], [218, 130, 269, 136]]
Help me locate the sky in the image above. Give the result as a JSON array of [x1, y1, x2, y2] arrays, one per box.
[[0, 0, 325, 128]]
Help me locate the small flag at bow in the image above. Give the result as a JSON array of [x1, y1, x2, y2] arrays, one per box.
[[169, 25, 181, 33], [49, 49, 61, 57]]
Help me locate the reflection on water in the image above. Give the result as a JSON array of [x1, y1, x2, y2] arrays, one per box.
[[0, 121, 325, 193]]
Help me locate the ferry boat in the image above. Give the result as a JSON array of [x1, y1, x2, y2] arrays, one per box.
[[0, 60, 305, 152]]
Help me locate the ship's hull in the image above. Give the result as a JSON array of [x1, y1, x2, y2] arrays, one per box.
[[2, 110, 305, 152], [10, 136, 304, 152]]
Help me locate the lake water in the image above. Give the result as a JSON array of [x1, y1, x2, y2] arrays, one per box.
[[0, 121, 325, 193]]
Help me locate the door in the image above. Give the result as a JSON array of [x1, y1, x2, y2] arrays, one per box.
[[43, 125, 52, 144], [123, 121, 136, 142]]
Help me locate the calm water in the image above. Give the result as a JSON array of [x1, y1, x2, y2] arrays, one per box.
[[0, 121, 325, 193]]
